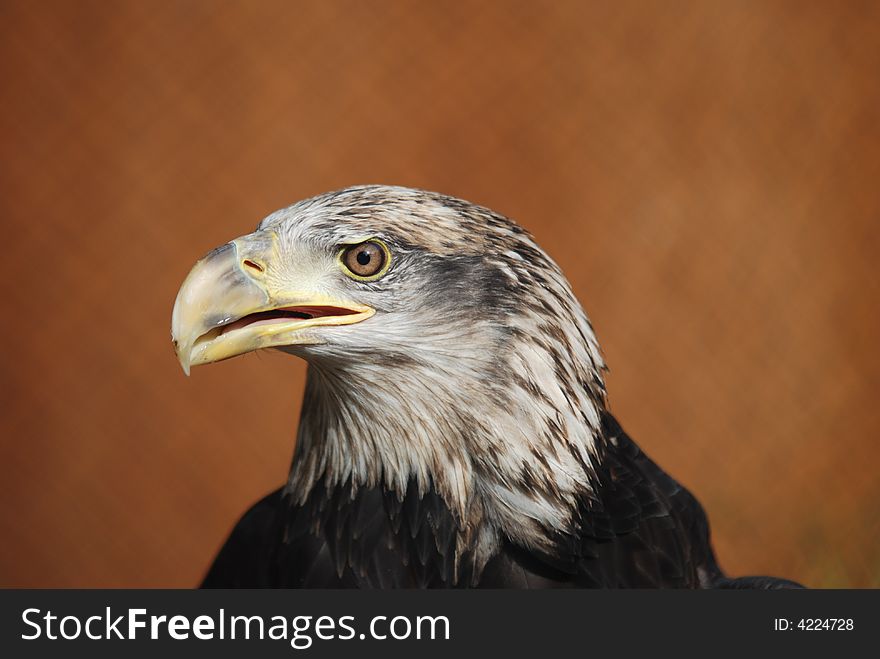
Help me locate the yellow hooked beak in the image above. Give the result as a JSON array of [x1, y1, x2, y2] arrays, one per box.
[[171, 232, 374, 375]]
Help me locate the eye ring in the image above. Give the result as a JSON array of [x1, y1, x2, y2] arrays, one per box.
[[338, 239, 392, 281]]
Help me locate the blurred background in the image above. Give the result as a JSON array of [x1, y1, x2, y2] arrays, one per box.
[[1, 0, 878, 588]]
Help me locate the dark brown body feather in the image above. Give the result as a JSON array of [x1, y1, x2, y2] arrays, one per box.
[[202, 413, 800, 589]]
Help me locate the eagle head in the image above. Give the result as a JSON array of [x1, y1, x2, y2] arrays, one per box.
[[172, 185, 606, 563]]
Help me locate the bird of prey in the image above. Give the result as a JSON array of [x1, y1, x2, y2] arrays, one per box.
[[171, 185, 800, 589]]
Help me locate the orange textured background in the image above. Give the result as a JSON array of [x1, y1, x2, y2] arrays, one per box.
[[1, 0, 878, 588]]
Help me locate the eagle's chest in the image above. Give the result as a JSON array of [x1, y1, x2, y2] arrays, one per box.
[[274, 486, 580, 589], [274, 479, 475, 588]]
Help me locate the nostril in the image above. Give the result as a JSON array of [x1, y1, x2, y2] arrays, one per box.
[[242, 259, 265, 273]]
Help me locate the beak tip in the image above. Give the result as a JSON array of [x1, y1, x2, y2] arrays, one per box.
[[172, 337, 192, 376], [178, 349, 192, 376]]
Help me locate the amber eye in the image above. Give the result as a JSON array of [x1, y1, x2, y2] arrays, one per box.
[[340, 240, 390, 280]]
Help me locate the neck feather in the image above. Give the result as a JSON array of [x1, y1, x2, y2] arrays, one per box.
[[285, 321, 606, 564]]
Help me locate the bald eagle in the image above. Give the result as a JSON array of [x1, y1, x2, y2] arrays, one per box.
[[171, 185, 800, 589]]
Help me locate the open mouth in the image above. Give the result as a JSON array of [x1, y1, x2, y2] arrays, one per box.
[[170, 237, 379, 374], [194, 305, 365, 348]]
